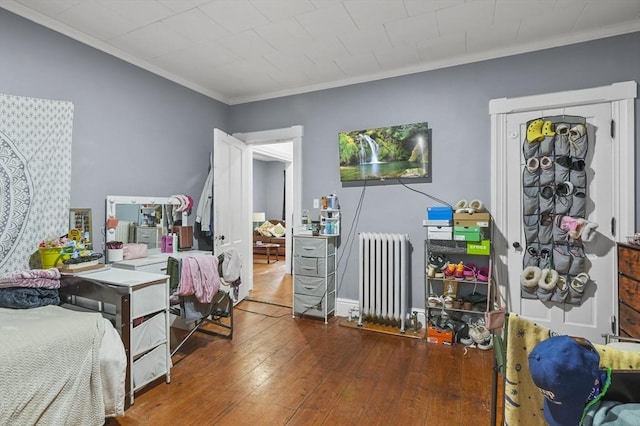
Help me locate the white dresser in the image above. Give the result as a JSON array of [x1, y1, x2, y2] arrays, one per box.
[[60, 268, 171, 406], [292, 235, 336, 323], [112, 250, 213, 330], [111, 250, 212, 274]]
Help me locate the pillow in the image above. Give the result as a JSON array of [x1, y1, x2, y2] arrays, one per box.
[[271, 222, 286, 238], [257, 221, 274, 237]]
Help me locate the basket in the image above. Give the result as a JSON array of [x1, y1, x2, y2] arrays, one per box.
[[38, 247, 69, 269]]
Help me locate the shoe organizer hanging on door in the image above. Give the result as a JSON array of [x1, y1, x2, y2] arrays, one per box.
[[520, 116, 597, 305]]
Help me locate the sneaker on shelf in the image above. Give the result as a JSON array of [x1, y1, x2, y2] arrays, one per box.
[[460, 336, 475, 346], [428, 254, 448, 270], [469, 323, 491, 345], [477, 335, 493, 351]]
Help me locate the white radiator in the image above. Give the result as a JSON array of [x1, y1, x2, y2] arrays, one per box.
[[358, 232, 409, 333]]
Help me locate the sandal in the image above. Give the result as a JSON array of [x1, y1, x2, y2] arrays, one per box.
[[454, 262, 465, 281], [526, 119, 544, 143], [571, 272, 590, 292], [464, 263, 477, 281], [477, 267, 490, 282], [541, 120, 555, 137]]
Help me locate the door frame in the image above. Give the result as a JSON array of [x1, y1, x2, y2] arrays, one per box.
[[233, 125, 303, 273], [489, 81, 637, 319]]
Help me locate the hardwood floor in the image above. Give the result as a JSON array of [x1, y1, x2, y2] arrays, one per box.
[[248, 259, 292, 307], [107, 261, 502, 426]]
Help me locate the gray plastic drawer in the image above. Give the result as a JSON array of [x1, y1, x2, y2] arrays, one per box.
[[294, 293, 335, 318], [294, 237, 333, 257], [294, 274, 335, 297], [294, 256, 335, 277]]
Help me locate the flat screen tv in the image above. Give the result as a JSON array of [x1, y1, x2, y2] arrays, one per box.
[[338, 121, 432, 186]]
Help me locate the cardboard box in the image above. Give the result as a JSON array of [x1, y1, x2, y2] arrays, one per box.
[[467, 239, 491, 255], [427, 206, 453, 221], [427, 226, 452, 240], [454, 226, 483, 242], [423, 219, 452, 227], [453, 212, 490, 228], [427, 324, 454, 345]]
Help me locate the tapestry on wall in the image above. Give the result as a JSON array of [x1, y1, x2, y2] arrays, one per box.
[[0, 94, 74, 275]]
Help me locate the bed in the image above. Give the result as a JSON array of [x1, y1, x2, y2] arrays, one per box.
[[0, 304, 126, 425]]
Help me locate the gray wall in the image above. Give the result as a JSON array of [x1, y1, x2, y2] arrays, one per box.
[[229, 33, 640, 303], [253, 159, 269, 220], [0, 10, 228, 252], [253, 159, 286, 221]]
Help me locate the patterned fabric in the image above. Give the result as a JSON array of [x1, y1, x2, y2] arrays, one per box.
[[0, 94, 74, 274]]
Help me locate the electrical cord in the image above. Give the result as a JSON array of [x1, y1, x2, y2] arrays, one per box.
[[397, 176, 453, 207], [234, 305, 289, 318], [337, 180, 367, 293]]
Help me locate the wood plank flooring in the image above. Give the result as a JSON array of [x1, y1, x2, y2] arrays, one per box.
[[107, 262, 502, 426]]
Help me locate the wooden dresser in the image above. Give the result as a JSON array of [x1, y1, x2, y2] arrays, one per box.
[[617, 243, 640, 337]]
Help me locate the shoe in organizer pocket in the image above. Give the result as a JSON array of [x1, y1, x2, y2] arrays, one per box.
[[523, 214, 539, 243], [523, 166, 539, 187], [569, 169, 587, 188], [568, 124, 588, 158], [553, 245, 572, 274], [523, 186, 539, 215], [550, 275, 569, 303], [568, 246, 587, 276], [569, 188, 587, 218], [554, 124, 570, 156]]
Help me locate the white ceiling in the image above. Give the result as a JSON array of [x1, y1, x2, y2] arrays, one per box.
[[2, 0, 639, 105]]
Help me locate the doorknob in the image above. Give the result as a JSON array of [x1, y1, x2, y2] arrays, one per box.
[[220, 235, 225, 241], [512, 242, 521, 249]]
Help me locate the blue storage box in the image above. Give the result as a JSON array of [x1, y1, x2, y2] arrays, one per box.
[[427, 206, 453, 221]]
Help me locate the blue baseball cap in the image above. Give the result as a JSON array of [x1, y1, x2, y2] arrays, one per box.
[[528, 335, 600, 426]]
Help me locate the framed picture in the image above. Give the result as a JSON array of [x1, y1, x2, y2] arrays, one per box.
[[338, 121, 431, 186], [69, 208, 92, 249]]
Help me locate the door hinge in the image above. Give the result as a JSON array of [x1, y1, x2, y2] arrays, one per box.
[[611, 217, 616, 237], [611, 119, 615, 138], [611, 315, 617, 334]]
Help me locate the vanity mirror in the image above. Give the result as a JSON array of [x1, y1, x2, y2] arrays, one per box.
[[105, 196, 182, 251], [69, 208, 93, 249]]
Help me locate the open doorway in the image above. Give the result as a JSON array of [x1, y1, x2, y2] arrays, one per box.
[[251, 153, 291, 306], [233, 126, 302, 308]]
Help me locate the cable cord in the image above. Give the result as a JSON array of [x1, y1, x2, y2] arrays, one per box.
[[337, 181, 368, 293], [397, 176, 453, 208]]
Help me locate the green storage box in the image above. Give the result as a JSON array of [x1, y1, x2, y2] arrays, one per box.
[[454, 226, 482, 242], [467, 239, 491, 255]]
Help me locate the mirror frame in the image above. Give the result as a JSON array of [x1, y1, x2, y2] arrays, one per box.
[[69, 208, 93, 249], [105, 195, 182, 246]]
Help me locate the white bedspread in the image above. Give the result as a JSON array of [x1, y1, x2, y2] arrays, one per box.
[[0, 305, 126, 425]]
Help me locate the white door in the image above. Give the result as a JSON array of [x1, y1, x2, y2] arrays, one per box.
[[504, 104, 615, 342], [491, 82, 637, 343], [213, 128, 252, 303]]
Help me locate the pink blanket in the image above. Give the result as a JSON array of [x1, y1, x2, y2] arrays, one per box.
[[177, 255, 220, 303], [0, 269, 61, 289]]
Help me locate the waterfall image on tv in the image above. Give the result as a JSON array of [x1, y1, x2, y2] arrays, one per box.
[[338, 121, 431, 185]]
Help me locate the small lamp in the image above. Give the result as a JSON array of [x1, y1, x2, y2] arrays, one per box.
[[252, 212, 266, 228]]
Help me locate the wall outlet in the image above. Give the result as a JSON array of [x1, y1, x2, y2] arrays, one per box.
[[313, 199, 319, 208]]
